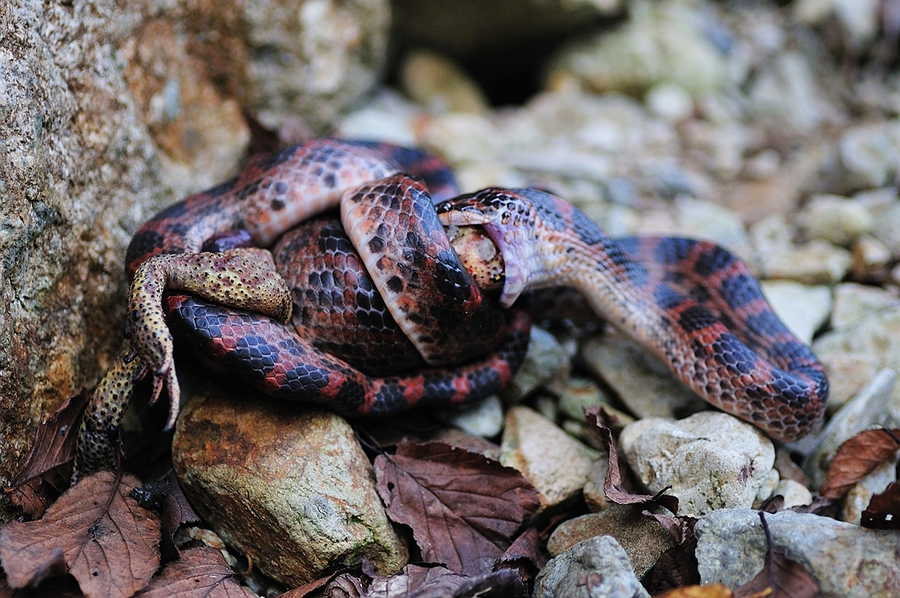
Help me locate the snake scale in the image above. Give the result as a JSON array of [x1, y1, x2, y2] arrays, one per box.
[[74, 138, 828, 478]]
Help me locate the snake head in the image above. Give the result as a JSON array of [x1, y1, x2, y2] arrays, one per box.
[[437, 190, 538, 308]]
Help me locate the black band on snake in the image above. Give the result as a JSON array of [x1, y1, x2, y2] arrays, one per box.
[[73, 138, 828, 480]]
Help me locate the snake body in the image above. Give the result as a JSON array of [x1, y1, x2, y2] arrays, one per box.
[[76, 138, 828, 477], [439, 189, 828, 441]]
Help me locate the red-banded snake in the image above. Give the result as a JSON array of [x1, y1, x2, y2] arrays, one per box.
[[73, 138, 828, 479]]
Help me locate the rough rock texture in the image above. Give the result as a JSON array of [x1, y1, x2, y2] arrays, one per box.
[[0, 0, 389, 523], [172, 382, 408, 587], [619, 413, 776, 517], [534, 535, 650, 598], [696, 508, 900, 597], [0, 1, 161, 523], [546, 505, 675, 578], [499, 406, 599, 510]]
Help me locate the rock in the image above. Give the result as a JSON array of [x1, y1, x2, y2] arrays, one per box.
[[794, 0, 881, 47], [534, 535, 651, 598], [547, 1, 729, 97], [242, 0, 391, 132], [0, 0, 162, 521], [772, 479, 813, 509], [749, 51, 839, 131], [546, 505, 675, 578], [582, 454, 612, 513], [796, 194, 874, 246], [695, 508, 900, 597], [851, 234, 893, 278], [121, 19, 251, 196], [438, 395, 504, 438], [758, 239, 853, 285], [557, 376, 615, 422], [0, 0, 390, 523], [499, 326, 570, 404], [803, 368, 899, 488], [830, 282, 899, 329], [393, 0, 624, 57], [399, 49, 488, 114], [841, 458, 897, 525], [760, 280, 832, 344], [619, 413, 776, 517], [839, 121, 900, 189], [581, 334, 707, 421], [871, 200, 900, 257], [336, 90, 421, 146], [817, 351, 878, 413], [813, 304, 900, 407], [644, 82, 694, 123], [172, 383, 407, 587], [499, 406, 600, 510]]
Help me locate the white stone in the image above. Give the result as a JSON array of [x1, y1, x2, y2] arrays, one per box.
[[500, 406, 600, 510], [797, 194, 874, 246], [439, 395, 504, 438], [803, 368, 899, 488], [831, 282, 899, 329], [774, 479, 814, 509], [759, 240, 853, 285], [842, 459, 897, 525], [645, 82, 694, 122], [619, 412, 776, 517], [760, 280, 832, 344]]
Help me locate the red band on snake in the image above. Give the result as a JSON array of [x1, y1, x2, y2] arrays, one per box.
[[119, 139, 827, 442]]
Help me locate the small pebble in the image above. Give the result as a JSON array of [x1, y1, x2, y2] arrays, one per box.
[[803, 368, 899, 488], [534, 535, 650, 598], [760, 280, 832, 344], [797, 193, 874, 246], [500, 406, 600, 510], [619, 412, 776, 517], [546, 505, 675, 578], [841, 459, 897, 525]]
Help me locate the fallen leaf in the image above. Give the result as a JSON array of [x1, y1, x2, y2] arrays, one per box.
[[861, 480, 900, 529], [773, 448, 809, 487], [733, 513, 819, 598], [364, 565, 526, 598], [494, 526, 544, 586], [820, 428, 900, 499], [134, 546, 255, 597], [374, 441, 540, 576], [584, 406, 679, 513], [0, 573, 83, 598], [0, 471, 161, 598], [653, 583, 734, 597], [642, 511, 697, 545], [6, 390, 90, 518], [130, 471, 200, 560]]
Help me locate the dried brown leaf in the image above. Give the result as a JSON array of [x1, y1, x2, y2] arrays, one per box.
[[733, 514, 820, 598], [861, 480, 900, 529], [493, 526, 543, 587], [374, 441, 540, 576], [363, 564, 526, 598], [0, 573, 83, 598], [653, 583, 734, 598], [820, 428, 900, 499], [277, 568, 365, 598], [6, 390, 90, 518], [126, 472, 201, 561], [134, 546, 255, 597], [642, 525, 700, 594], [0, 471, 161, 598], [584, 406, 679, 513]]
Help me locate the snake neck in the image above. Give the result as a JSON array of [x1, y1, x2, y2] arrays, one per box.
[[530, 235, 673, 357]]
